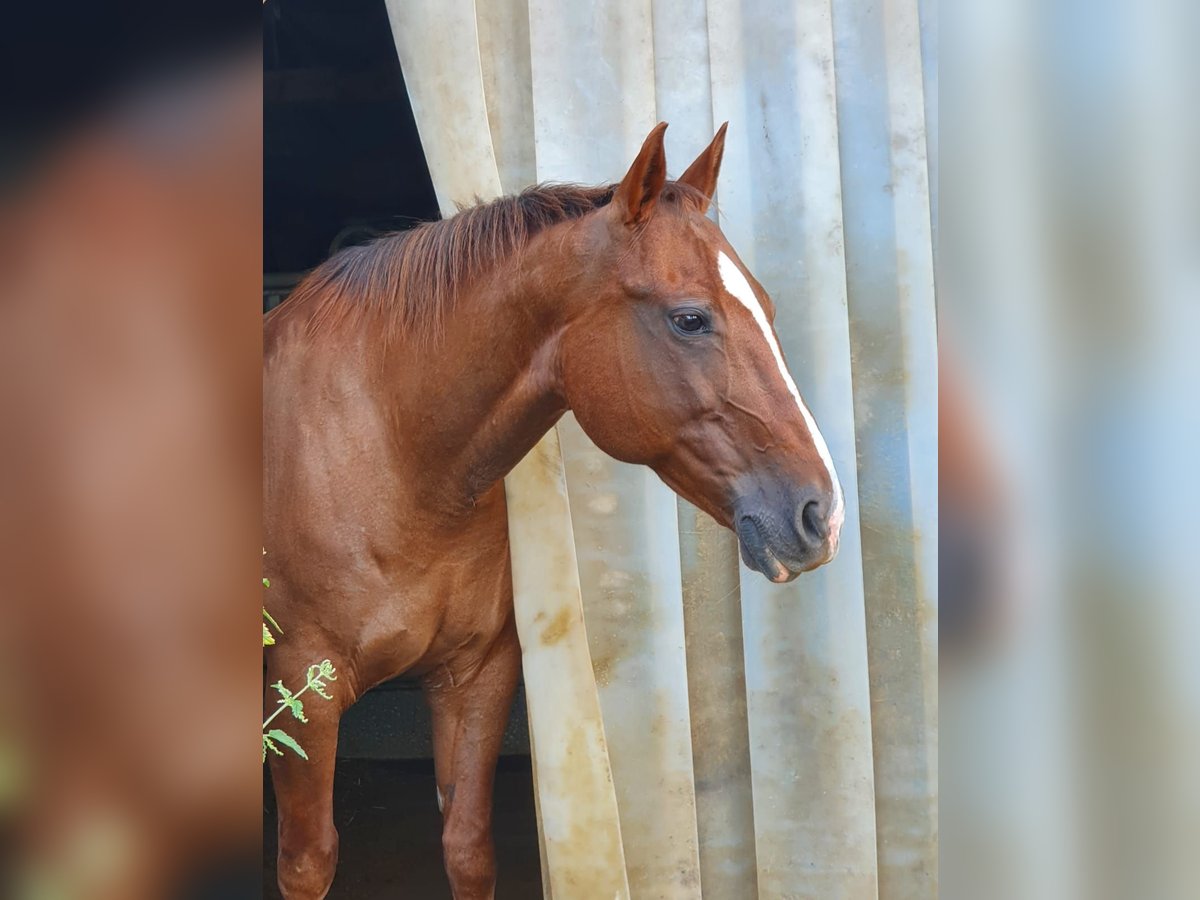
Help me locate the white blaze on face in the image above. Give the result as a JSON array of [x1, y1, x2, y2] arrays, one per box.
[[717, 251, 845, 540]]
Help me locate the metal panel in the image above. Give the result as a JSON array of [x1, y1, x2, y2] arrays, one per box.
[[384, 0, 501, 209], [506, 431, 632, 899], [830, 0, 939, 895], [706, 1, 880, 896], [387, 2, 940, 896], [475, 0, 537, 192], [527, 3, 705, 896], [677, 502, 758, 899], [917, 0, 938, 265]]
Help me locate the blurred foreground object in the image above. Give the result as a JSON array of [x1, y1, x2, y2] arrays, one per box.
[[941, 0, 1199, 897], [939, 351, 1011, 660], [0, 41, 262, 899]]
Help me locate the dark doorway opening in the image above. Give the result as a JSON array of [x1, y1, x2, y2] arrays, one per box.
[[263, 0, 439, 306]]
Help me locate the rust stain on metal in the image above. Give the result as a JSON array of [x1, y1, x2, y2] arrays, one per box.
[[540, 605, 575, 646]]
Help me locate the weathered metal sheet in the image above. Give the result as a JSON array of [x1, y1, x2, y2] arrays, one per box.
[[917, 0, 938, 265], [706, 0, 881, 896], [677, 501, 758, 899], [830, 0, 939, 895], [506, 432, 631, 899], [652, 0, 720, 162], [528, 2, 706, 896], [389, 2, 941, 896], [475, 0, 537, 192], [384, 0, 501, 210]]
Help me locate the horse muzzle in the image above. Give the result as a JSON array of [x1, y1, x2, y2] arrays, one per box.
[[733, 483, 841, 583]]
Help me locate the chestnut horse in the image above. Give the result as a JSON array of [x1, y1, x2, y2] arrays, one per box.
[[264, 123, 844, 899]]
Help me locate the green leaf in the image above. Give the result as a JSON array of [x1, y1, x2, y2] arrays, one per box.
[[305, 660, 338, 699], [263, 734, 283, 761], [285, 697, 307, 723], [263, 623, 275, 647], [308, 678, 332, 701], [267, 729, 309, 760], [270, 681, 307, 723], [263, 608, 281, 633], [262, 577, 271, 588]]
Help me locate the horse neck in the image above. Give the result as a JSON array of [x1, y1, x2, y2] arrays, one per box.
[[378, 220, 588, 516]]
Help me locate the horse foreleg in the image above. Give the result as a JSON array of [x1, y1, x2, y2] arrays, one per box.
[[424, 618, 522, 900], [268, 652, 344, 900]]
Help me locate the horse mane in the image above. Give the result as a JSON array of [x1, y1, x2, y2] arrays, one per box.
[[273, 180, 709, 343]]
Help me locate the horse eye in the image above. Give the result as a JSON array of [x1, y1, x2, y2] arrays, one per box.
[[671, 311, 710, 335]]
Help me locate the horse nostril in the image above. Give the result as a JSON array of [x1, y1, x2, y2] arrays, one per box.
[[800, 499, 828, 543]]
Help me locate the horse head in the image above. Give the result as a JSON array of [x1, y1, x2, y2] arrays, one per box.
[[559, 123, 844, 582]]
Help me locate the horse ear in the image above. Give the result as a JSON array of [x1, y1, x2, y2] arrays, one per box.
[[677, 122, 728, 211], [613, 122, 669, 226]]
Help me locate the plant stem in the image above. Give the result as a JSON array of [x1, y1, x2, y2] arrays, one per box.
[[263, 680, 315, 730]]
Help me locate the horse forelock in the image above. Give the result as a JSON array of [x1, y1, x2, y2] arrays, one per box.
[[271, 180, 711, 344]]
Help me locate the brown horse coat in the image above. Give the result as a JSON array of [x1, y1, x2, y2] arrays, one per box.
[[264, 124, 842, 899]]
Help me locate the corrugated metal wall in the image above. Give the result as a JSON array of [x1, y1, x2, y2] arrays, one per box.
[[385, 1, 937, 896]]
